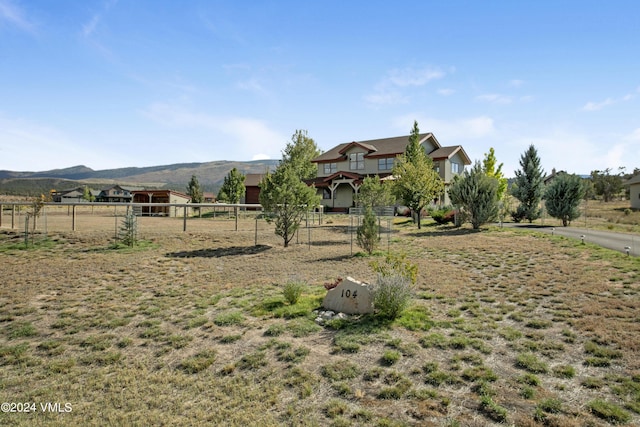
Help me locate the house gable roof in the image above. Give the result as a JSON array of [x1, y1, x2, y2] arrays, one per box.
[[244, 173, 265, 187], [429, 146, 472, 165], [625, 174, 640, 186], [312, 133, 440, 163]]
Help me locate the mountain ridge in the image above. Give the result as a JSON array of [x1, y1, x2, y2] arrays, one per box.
[[0, 159, 280, 196]]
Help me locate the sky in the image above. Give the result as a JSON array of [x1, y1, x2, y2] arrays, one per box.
[[1, 0, 639, 178]]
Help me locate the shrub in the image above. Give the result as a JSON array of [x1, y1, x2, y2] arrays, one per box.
[[431, 208, 456, 225], [356, 206, 380, 254], [283, 280, 305, 305], [371, 273, 413, 320], [369, 253, 417, 320], [370, 252, 418, 286]]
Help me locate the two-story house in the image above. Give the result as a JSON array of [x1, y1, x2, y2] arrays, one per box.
[[309, 133, 470, 211], [95, 185, 137, 203]]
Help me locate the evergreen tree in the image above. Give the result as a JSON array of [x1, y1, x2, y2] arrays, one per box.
[[259, 164, 320, 247], [448, 162, 499, 229], [392, 121, 444, 229], [217, 168, 245, 203], [186, 175, 204, 203], [404, 120, 423, 164], [356, 206, 379, 255], [482, 147, 508, 200], [81, 185, 95, 202], [512, 144, 545, 223], [544, 174, 585, 226], [356, 175, 394, 210], [280, 129, 321, 180]]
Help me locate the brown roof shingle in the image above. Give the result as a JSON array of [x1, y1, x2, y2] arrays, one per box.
[[313, 133, 439, 163]]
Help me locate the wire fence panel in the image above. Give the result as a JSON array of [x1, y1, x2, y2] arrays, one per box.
[[0, 203, 394, 252]]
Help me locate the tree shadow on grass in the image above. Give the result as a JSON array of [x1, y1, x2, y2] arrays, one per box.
[[409, 227, 483, 238], [166, 244, 272, 258], [311, 254, 354, 262]]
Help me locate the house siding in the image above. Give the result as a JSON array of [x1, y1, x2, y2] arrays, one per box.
[[631, 183, 640, 209]]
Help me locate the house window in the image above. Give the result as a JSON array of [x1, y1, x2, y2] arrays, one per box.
[[323, 163, 337, 174], [434, 165, 440, 173], [350, 152, 364, 170], [452, 162, 461, 174], [322, 188, 335, 199], [378, 157, 394, 171]]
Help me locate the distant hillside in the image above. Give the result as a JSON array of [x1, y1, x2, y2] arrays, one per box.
[[0, 160, 279, 197]]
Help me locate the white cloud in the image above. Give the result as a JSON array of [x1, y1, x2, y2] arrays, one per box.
[[81, 0, 117, 38], [0, 114, 107, 171], [365, 66, 447, 107], [363, 89, 408, 107], [582, 87, 638, 111], [0, 0, 35, 33], [508, 79, 524, 88], [236, 78, 267, 95], [625, 128, 640, 141], [388, 67, 445, 87], [392, 115, 495, 140], [475, 93, 512, 104], [437, 88, 455, 96], [141, 103, 285, 161], [582, 98, 614, 111]]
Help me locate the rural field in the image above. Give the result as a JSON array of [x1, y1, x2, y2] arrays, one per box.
[[1, 213, 639, 426]]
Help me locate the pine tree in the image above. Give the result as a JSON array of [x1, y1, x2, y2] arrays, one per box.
[[280, 129, 321, 180], [404, 120, 423, 164], [482, 147, 508, 201], [356, 175, 393, 210], [448, 162, 499, 229], [544, 174, 585, 226], [392, 121, 444, 229], [356, 206, 379, 254], [259, 164, 320, 247], [187, 175, 203, 203], [512, 144, 545, 223], [217, 168, 245, 203]]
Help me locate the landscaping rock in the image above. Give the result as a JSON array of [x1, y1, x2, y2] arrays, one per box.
[[321, 276, 373, 315]]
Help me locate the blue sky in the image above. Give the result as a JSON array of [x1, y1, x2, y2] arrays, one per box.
[[1, 0, 639, 177]]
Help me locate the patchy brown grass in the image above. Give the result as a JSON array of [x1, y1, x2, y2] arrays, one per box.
[[0, 215, 639, 426]]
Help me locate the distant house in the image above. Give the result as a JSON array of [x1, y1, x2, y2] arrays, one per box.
[[96, 185, 137, 203], [52, 187, 99, 203], [309, 133, 470, 211], [244, 174, 265, 205], [626, 174, 640, 209], [544, 169, 591, 185], [132, 190, 191, 217], [203, 192, 216, 203]]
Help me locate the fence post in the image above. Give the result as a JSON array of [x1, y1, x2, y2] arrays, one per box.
[[254, 216, 258, 246], [183, 206, 187, 232], [235, 206, 238, 231], [387, 219, 391, 253], [12, 205, 15, 229], [72, 205, 77, 231], [0, 203, 2, 228], [350, 215, 353, 255]]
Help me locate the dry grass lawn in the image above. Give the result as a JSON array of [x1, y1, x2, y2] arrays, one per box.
[[1, 214, 639, 426]]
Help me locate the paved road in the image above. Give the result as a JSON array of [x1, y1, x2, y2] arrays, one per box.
[[501, 223, 639, 257]]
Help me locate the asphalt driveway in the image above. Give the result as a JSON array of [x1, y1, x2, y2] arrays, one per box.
[[501, 223, 639, 257]]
